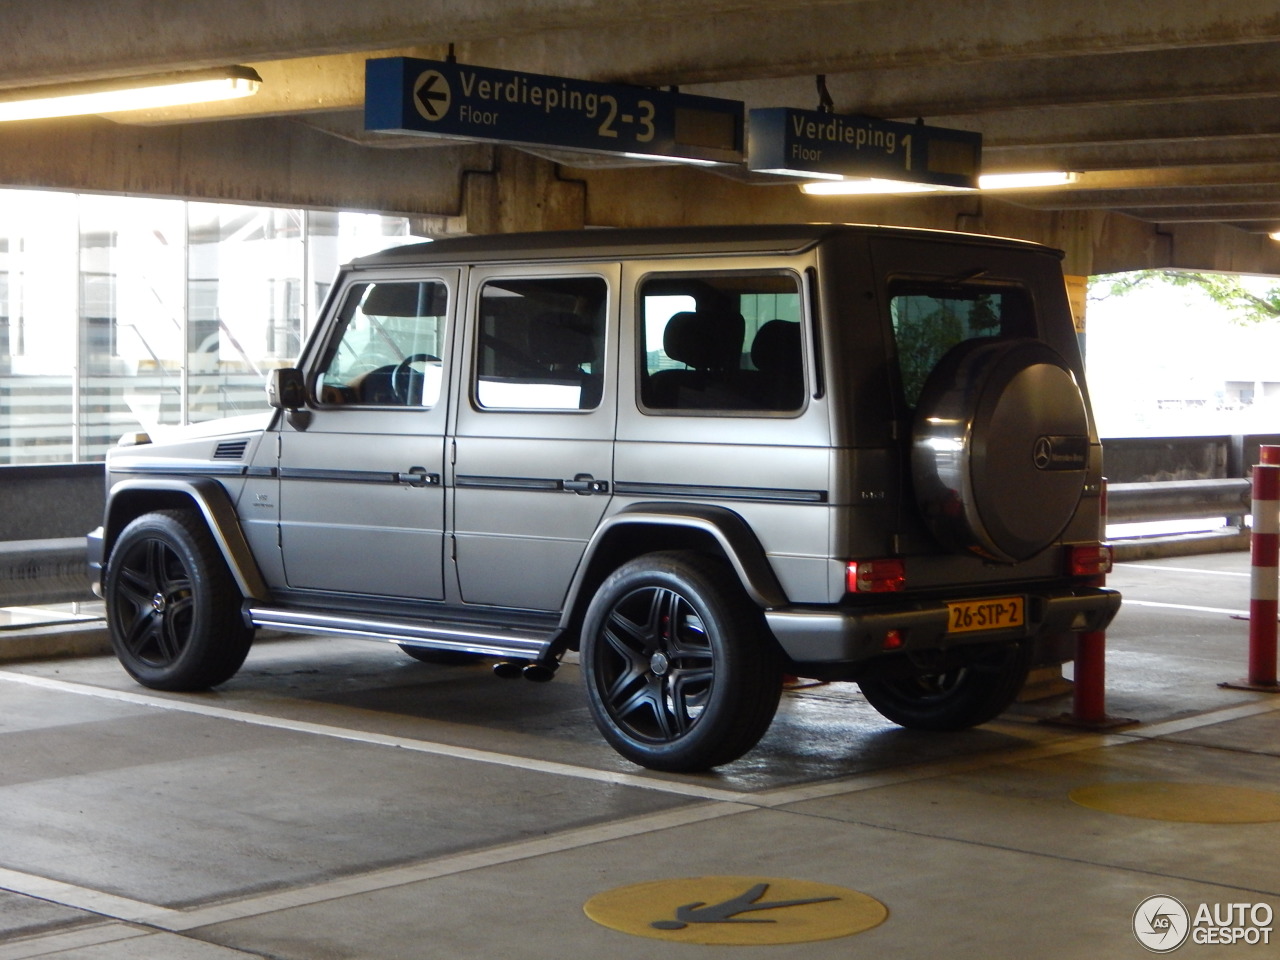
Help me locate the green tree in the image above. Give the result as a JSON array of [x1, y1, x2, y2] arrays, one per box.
[[1090, 270, 1280, 324]]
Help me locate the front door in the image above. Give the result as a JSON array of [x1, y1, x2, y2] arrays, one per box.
[[277, 274, 455, 599], [451, 265, 618, 611]]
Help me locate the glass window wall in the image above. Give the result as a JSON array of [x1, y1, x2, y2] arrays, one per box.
[[0, 189, 425, 463]]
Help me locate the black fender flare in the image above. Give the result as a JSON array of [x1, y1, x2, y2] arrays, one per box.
[[103, 477, 269, 601], [560, 503, 788, 632]]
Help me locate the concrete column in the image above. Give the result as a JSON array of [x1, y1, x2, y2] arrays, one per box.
[[460, 149, 586, 234]]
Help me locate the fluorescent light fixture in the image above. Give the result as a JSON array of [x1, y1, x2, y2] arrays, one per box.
[[754, 167, 847, 181], [618, 152, 724, 167], [801, 171, 1076, 197], [0, 66, 262, 122], [1270, 231, 1280, 242], [978, 171, 1078, 190], [801, 178, 969, 196]]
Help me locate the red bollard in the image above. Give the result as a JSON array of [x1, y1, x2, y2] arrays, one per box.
[[1072, 630, 1108, 723], [1224, 462, 1280, 690], [1059, 480, 1135, 728]]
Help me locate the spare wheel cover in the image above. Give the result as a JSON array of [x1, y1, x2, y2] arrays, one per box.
[[911, 338, 1090, 562]]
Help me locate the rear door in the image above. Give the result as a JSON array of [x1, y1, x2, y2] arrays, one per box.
[[451, 264, 617, 610]]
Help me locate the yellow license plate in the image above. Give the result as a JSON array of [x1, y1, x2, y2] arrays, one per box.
[[946, 597, 1025, 634]]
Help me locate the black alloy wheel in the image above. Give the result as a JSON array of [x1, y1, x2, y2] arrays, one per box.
[[106, 509, 253, 691], [857, 641, 1032, 731], [581, 551, 781, 772]]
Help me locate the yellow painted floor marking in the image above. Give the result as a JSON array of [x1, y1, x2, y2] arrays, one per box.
[[1069, 781, 1280, 823], [583, 875, 887, 945]]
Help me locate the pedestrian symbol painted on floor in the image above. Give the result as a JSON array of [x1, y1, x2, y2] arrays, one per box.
[[584, 875, 888, 945], [650, 881, 839, 929]]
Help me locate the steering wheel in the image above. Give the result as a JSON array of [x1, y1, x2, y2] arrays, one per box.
[[391, 354, 439, 404]]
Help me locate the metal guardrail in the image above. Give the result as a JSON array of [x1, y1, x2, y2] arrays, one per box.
[[1102, 433, 1280, 560], [1107, 478, 1251, 524], [3, 435, 1277, 607]]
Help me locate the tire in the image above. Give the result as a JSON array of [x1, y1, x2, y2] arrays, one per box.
[[580, 551, 782, 772], [857, 641, 1032, 731], [911, 338, 1091, 562], [398, 644, 486, 666], [105, 509, 253, 691]]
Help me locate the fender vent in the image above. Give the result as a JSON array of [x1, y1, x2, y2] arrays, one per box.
[[213, 439, 249, 461]]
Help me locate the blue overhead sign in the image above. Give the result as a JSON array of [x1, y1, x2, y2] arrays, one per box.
[[748, 107, 981, 188], [366, 57, 744, 165]]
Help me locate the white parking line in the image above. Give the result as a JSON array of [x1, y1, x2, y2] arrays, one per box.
[[163, 802, 756, 931], [1119, 598, 1248, 616], [0, 923, 152, 960], [1119, 564, 1250, 578], [0, 865, 178, 926], [0, 670, 745, 804]]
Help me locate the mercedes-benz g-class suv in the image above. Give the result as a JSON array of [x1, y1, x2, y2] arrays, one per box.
[[88, 224, 1120, 771]]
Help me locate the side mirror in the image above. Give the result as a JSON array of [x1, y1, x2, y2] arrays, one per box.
[[266, 367, 312, 431], [266, 368, 306, 410]]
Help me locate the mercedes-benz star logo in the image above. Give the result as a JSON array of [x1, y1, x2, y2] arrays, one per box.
[[1033, 436, 1054, 470]]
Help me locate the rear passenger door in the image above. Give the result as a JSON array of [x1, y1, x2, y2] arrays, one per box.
[[613, 262, 834, 603], [451, 265, 618, 611]]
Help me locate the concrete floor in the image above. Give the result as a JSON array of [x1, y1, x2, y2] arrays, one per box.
[[0, 553, 1277, 958]]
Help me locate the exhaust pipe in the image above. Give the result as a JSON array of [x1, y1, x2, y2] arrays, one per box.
[[492, 659, 558, 682]]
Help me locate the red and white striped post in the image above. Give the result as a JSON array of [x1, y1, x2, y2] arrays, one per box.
[[1238, 456, 1280, 689]]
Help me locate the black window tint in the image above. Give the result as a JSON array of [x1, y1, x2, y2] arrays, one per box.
[[476, 276, 607, 410], [316, 281, 447, 407], [889, 282, 1035, 408], [640, 273, 804, 413]]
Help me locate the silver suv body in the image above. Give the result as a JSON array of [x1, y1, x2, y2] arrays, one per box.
[[88, 224, 1120, 771]]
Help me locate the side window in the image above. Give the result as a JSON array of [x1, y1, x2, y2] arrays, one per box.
[[889, 282, 1035, 408], [475, 276, 607, 411], [639, 273, 805, 413], [315, 281, 447, 407]]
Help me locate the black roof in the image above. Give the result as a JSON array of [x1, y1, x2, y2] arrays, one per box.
[[351, 223, 1050, 268]]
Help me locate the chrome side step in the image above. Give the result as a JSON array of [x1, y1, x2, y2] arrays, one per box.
[[246, 605, 556, 661]]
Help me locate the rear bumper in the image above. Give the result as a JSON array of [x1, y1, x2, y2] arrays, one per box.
[[765, 586, 1121, 666]]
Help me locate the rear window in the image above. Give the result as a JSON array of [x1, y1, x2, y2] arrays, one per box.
[[639, 272, 805, 414], [889, 282, 1035, 408]]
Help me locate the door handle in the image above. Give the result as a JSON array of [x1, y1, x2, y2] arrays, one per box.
[[397, 467, 439, 487], [562, 474, 609, 495]]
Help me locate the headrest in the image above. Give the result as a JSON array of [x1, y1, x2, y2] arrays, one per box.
[[750, 319, 802, 374], [663, 309, 745, 370]]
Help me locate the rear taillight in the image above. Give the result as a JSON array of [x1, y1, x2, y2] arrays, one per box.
[[846, 558, 906, 593], [1068, 543, 1113, 579]]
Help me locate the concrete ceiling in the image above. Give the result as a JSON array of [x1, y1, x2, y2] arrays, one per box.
[[5, 0, 1280, 239]]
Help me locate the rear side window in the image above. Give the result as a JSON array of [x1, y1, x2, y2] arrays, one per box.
[[889, 282, 1035, 408], [475, 276, 607, 411], [639, 272, 805, 413]]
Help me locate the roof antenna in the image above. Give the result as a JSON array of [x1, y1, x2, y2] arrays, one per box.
[[447, 43, 457, 64], [816, 75, 834, 113]]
